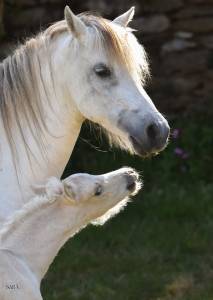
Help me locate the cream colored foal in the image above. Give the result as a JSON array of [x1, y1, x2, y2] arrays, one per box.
[[0, 168, 141, 300]]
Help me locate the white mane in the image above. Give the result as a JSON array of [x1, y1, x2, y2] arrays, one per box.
[[0, 193, 53, 243]]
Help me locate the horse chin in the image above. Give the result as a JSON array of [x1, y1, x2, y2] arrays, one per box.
[[129, 135, 148, 157], [129, 135, 163, 158], [134, 148, 159, 158], [104, 129, 164, 158]]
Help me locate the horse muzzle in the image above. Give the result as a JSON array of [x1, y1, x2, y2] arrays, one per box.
[[118, 111, 170, 157], [128, 119, 170, 157]]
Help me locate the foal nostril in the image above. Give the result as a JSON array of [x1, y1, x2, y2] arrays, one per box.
[[125, 174, 137, 192], [146, 123, 159, 141]]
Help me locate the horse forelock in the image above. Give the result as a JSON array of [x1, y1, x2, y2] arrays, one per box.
[[81, 14, 149, 82], [46, 13, 150, 84]]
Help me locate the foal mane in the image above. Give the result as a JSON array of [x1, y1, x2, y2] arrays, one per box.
[[0, 193, 56, 243], [0, 12, 149, 169]]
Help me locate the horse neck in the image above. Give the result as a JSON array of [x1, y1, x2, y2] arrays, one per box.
[[18, 34, 85, 180], [0, 32, 84, 210], [0, 194, 88, 282]]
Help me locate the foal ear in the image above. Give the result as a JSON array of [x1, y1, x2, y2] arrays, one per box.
[[113, 7, 135, 27], [64, 6, 87, 39]]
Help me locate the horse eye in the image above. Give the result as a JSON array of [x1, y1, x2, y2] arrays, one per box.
[[94, 184, 103, 196], [94, 64, 112, 78]]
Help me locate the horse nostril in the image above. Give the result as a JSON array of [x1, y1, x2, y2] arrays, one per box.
[[146, 123, 159, 141], [125, 173, 137, 192]]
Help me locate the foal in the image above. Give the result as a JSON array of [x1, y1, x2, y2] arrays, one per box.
[[0, 168, 141, 300]]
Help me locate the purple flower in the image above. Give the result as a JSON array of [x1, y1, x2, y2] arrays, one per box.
[[172, 128, 180, 140], [174, 147, 184, 156], [174, 147, 190, 159]]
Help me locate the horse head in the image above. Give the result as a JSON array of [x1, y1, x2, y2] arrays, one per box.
[[60, 6, 170, 157]]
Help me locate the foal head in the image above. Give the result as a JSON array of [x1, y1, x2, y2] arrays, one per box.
[[52, 167, 141, 225], [57, 6, 170, 157]]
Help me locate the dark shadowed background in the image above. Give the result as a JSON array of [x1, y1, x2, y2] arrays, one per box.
[[0, 1, 213, 299]]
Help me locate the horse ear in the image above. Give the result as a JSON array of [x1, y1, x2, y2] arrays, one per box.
[[64, 6, 86, 39], [113, 7, 135, 27]]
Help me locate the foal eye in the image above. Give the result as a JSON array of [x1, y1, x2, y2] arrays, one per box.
[[94, 63, 112, 78], [94, 184, 103, 196]]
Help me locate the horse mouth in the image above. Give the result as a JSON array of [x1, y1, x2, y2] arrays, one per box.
[[129, 135, 150, 157], [129, 135, 166, 158]]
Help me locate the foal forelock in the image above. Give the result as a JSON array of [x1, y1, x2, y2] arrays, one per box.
[[0, 12, 150, 169]]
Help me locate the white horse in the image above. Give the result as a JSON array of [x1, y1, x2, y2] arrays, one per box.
[[0, 6, 169, 225], [0, 168, 141, 300]]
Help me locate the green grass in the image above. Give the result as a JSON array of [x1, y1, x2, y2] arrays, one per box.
[[41, 116, 213, 300]]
